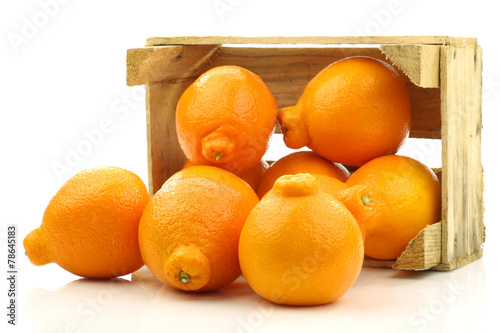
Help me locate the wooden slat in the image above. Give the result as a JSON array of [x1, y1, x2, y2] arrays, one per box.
[[392, 222, 442, 270], [131, 36, 484, 272], [128, 45, 441, 138], [145, 36, 476, 47], [146, 80, 192, 196], [440, 43, 484, 270], [210, 47, 441, 139], [127, 45, 220, 86], [381, 44, 440, 88]]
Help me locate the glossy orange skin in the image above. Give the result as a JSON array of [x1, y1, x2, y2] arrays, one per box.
[[168, 165, 259, 207], [239, 173, 364, 306], [139, 177, 256, 292], [346, 155, 442, 260], [176, 65, 278, 175], [23, 166, 149, 278], [311, 173, 374, 242], [182, 159, 269, 193], [257, 151, 350, 198], [279, 56, 411, 166]]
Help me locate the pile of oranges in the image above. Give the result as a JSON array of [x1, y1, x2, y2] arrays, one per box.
[[24, 57, 441, 306]]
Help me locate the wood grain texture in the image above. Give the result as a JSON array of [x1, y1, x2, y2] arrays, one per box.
[[209, 47, 441, 139], [145, 36, 476, 47], [128, 45, 441, 138], [127, 45, 220, 86], [381, 44, 440, 88], [392, 222, 442, 270], [129, 36, 484, 271], [146, 80, 193, 196], [440, 43, 484, 270]]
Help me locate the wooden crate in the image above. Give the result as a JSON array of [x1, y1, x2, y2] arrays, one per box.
[[126, 36, 484, 272]]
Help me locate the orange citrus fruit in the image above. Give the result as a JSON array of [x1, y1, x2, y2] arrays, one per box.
[[278, 56, 411, 166], [239, 173, 364, 306], [257, 151, 350, 198], [176, 65, 278, 175], [24, 166, 149, 278], [167, 165, 258, 207], [139, 176, 256, 292], [182, 159, 269, 193], [346, 155, 442, 260], [311, 173, 374, 241]]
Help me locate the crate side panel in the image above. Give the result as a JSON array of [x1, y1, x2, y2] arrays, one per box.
[[127, 45, 220, 86], [392, 222, 441, 270], [381, 44, 440, 88], [146, 80, 193, 195], [211, 47, 441, 139], [145, 36, 458, 47], [440, 44, 484, 268]]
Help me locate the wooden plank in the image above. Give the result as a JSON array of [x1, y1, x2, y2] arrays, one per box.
[[440, 44, 484, 270], [133, 36, 484, 272], [127, 45, 220, 86], [145, 80, 193, 196], [210, 46, 441, 139], [447, 37, 479, 46], [128, 45, 441, 138], [380, 44, 440, 88], [392, 222, 442, 270], [145, 36, 476, 47], [432, 251, 483, 271]]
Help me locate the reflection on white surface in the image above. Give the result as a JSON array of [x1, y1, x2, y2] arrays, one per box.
[[22, 261, 486, 333], [24, 278, 151, 333]]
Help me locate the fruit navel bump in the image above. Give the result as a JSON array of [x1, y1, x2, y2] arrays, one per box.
[[23, 228, 51, 266], [23, 166, 149, 279], [239, 172, 364, 306], [278, 56, 411, 166], [139, 176, 254, 292], [257, 151, 349, 199], [164, 245, 211, 291], [275, 173, 319, 197], [176, 65, 278, 175], [201, 128, 237, 164], [277, 105, 310, 149]]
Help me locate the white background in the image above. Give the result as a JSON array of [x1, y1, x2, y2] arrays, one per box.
[[1, 0, 499, 332]]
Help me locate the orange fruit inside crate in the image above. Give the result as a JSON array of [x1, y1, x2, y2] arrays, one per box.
[[176, 65, 278, 175], [347, 155, 442, 260], [257, 151, 350, 198], [168, 165, 259, 206], [183, 159, 268, 194], [278, 56, 412, 167], [310, 173, 375, 242]]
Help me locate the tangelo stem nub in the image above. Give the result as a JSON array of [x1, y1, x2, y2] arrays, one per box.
[[201, 128, 236, 164], [164, 244, 211, 291]]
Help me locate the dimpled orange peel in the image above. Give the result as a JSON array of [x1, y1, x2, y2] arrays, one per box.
[[176, 65, 278, 175], [167, 165, 259, 207], [23, 166, 149, 278], [311, 173, 375, 242], [278, 56, 411, 166], [182, 159, 269, 193], [139, 176, 256, 292], [257, 151, 350, 198], [239, 173, 364, 306], [347, 155, 441, 260]]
